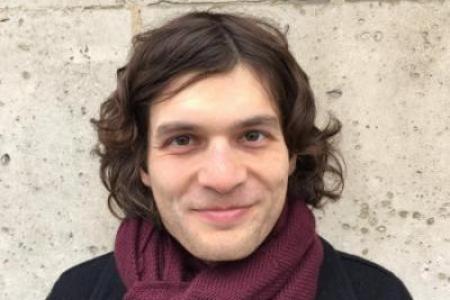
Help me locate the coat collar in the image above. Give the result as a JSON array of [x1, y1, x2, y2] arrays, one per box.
[[316, 238, 358, 300]]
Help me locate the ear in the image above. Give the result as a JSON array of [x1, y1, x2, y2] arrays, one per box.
[[140, 167, 152, 188], [288, 154, 297, 176]]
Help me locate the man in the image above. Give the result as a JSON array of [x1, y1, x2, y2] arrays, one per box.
[[48, 12, 412, 299]]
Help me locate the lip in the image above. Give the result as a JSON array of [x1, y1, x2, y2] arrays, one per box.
[[193, 205, 252, 227]]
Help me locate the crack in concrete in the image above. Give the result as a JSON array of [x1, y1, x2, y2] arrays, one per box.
[[127, 2, 143, 35]]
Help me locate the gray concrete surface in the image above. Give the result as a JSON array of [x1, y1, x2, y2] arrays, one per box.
[[0, 0, 449, 299]]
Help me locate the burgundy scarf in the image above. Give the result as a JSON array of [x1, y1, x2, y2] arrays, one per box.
[[114, 197, 323, 300]]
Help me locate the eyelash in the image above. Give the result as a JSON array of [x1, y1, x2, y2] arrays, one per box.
[[165, 130, 269, 148]]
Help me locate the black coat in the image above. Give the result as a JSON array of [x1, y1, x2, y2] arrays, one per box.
[[47, 238, 413, 300]]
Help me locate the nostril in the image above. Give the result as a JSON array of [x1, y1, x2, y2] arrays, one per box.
[[197, 165, 247, 194]]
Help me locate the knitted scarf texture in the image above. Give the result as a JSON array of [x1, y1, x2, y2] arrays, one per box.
[[114, 197, 323, 300]]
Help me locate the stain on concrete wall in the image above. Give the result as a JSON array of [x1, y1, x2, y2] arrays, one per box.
[[0, 1, 449, 299]]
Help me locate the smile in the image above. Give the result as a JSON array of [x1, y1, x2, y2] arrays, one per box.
[[193, 205, 252, 227]]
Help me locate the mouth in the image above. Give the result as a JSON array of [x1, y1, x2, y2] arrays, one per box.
[[192, 205, 253, 228]]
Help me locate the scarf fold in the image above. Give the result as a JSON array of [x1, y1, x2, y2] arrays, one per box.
[[114, 197, 323, 300]]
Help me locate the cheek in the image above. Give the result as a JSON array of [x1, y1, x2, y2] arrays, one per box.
[[149, 178, 184, 230], [148, 157, 187, 194], [255, 151, 290, 188], [147, 158, 194, 217]]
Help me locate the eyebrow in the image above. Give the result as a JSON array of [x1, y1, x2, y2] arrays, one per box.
[[154, 114, 280, 139]]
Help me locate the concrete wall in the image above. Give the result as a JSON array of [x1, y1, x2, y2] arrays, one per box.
[[0, 0, 449, 299]]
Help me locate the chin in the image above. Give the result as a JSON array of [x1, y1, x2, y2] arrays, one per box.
[[194, 248, 252, 262], [188, 236, 261, 262]]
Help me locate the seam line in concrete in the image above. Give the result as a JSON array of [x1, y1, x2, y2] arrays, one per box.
[[144, 0, 266, 6], [0, 0, 331, 12], [0, 4, 125, 12], [83, 4, 126, 10], [141, 0, 331, 8]]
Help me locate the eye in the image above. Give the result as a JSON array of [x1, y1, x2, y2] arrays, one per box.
[[243, 130, 266, 143], [167, 135, 193, 147]]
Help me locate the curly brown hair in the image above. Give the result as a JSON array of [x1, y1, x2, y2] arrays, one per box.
[[91, 11, 344, 220]]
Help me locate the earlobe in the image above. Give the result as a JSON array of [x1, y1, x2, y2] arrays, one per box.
[[140, 167, 152, 188], [288, 154, 297, 176]]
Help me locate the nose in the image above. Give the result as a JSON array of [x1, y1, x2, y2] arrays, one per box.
[[197, 139, 247, 194]]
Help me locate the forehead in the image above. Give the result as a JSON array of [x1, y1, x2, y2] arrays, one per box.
[[149, 65, 281, 136]]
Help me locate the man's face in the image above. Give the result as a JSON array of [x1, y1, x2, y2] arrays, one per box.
[[140, 64, 296, 262]]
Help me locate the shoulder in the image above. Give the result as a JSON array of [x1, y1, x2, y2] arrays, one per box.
[[318, 238, 413, 300], [47, 252, 124, 300], [338, 250, 412, 298]]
